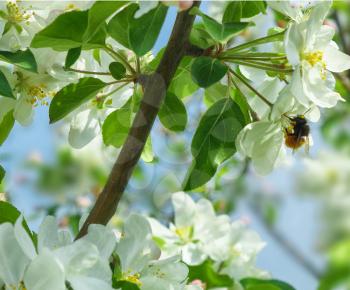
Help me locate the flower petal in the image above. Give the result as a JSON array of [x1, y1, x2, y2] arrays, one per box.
[[68, 276, 114, 290], [23, 249, 65, 290], [284, 22, 304, 66], [172, 191, 196, 229], [68, 109, 100, 149], [38, 216, 72, 253], [83, 224, 116, 260], [14, 216, 36, 260], [0, 223, 29, 285], [324, 44, 350, 72]]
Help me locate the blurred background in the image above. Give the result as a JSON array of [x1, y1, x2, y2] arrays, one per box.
[[1, 2, 350, 290]]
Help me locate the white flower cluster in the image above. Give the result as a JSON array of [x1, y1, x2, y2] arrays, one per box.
[[149, 192, 268, 287], [236, 1, 350, 174], [0, 192, 266, 290], [0, 1, 135, 149]]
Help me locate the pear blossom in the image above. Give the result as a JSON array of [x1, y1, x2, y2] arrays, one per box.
[[0, 48, 65, 126], [270, 0, 350, 108], [149, 192, 232, 266], [115, 214, 189, 290], [0, 215, 116, 290], [219, 220, 268, 281]]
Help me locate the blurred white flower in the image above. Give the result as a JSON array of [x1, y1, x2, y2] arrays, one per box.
[[219, 220, 268, 280], [0, 215, 116, 290], [149, 192, 232, 266], [115, 214, 188, 290]]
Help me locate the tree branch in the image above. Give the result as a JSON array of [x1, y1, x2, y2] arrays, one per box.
[[76, 2, 200, 239]]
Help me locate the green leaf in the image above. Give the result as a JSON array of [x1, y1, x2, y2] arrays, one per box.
[[223, 1, 242, 22], [0, 165, 4, 184], [65, 46, 81, 68], [169, 56, 199, 98], [192, 7, 249, 43], [102, 102, 131, 148], [188, 260, 234, 288], [49, 77, 107, 123], [141, 137, 154, 163], [0, 49, 37, 72], [204, 82, 227, 106], [83, 1, 128, 43], [108, 3, 168, 56], [0, 69, 14, 98], [107, 3, 138, 49], [0, 110, 15, 145], [240, 278, 296, 290], [191, 56, 228, 88], [159, 92, 187, 132], [114, 281, 141, 290], [109, 62, 126, 80], [190, 23, 216, 49], [223, 1, 266, 23], [0, 201, 36, 245], [31, 10, 106, 51], [183, 98, 246, 191], [231, 89, 251, 124], [129, 4, 168, 56]]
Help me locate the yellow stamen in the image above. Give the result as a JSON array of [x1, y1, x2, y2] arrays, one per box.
[[303, 50, 323, 66], [6, 1, 31, 23], [124, 272, 142, 287]]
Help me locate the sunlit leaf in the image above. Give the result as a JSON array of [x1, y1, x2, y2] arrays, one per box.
[[49, 77, 108, 123], [192, 7, 250, 43], [0, 49, 37, 72], [183, 98, 246, 190], [240, 278, 296, 290], [159, 92, 187, 132], [0, 110, 15, 145], [188, 260, 234, 288], [102, 102, 131, 148], [65, 46, 81, 68]]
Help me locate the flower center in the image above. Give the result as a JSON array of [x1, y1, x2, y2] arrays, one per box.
[[303, 50, 323, 66], [175, 226, 193, 242], [65, 3, 79, 11], [26, 85, 50, 106], [124, 272, 142, 287], [6, 1, 31, 24]]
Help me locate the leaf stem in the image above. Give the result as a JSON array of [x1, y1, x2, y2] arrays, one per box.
[[65, 67, 111, 75], [225, 59, 293, 73], [99, 82, 130, 100], [222, 31, 285, 55], [104, 46, 137, 75], [228, 73, 259, 121], [229, 68, 273, 108]]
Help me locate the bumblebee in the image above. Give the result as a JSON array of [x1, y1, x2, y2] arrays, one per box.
[[284, 115, 310, 151]]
